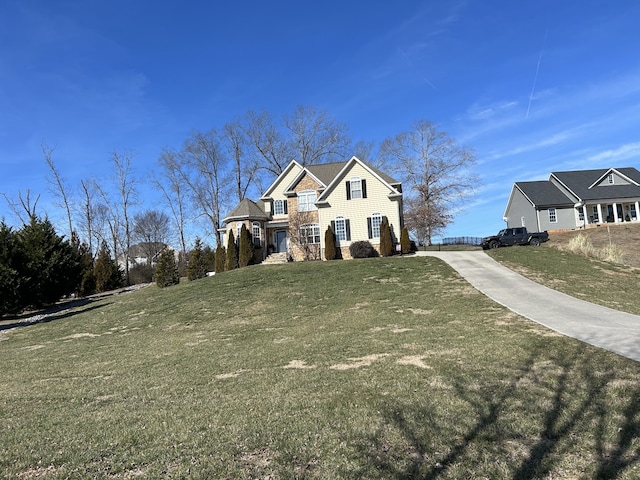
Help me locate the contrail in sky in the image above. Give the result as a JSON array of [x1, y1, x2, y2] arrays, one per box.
[[526, 27, 549, 119]]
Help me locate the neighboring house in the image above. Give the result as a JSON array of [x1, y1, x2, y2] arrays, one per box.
[[117, 242, 168, 270], [221, 156, 404, 261], [504, 167, 640, 231]]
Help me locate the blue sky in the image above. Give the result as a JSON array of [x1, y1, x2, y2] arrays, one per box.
[[2, 1, 640, 245]]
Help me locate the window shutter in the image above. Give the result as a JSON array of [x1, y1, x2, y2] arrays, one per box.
[[367, 217, 372, 239], [284, 200, 288, 214], [345, 219, 351, 241], [331, 220, 335, 233], [345, 181, 351, 200], [362, 179, 367, 199]]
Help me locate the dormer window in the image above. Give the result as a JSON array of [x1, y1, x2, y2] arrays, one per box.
[[346, 177, 367, 200]]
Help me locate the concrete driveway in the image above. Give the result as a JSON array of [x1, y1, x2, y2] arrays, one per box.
[[416, 250, 640, 363]]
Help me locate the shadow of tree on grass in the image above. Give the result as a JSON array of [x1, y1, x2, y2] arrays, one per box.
[[355, 344, 640, 479]]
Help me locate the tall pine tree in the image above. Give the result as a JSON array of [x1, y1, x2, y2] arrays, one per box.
[[187, 238, 207, 281]]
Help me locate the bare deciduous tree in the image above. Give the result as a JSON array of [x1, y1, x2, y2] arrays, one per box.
[[381, 120, 478, 245], [78, 179, 96, 257], [156, 148, 189, 261], [284, 105, 351, 167], [132, 209, 170, 266], [181, 129, 229, 247], [42, 142, 73, 238], [244, 109, 292, 177], [112, 150, 137, 285], [223, 120, 259, 203], [2, 190, 40, 225]]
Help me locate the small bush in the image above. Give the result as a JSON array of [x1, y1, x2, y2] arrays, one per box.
[[349, 240, 378, 259]]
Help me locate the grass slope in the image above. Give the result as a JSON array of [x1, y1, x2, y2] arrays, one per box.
[[2, 257, 640, 478], [488, 224, 640, 315]]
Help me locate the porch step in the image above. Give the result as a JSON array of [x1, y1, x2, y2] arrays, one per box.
[[262, 252, 289, 265]]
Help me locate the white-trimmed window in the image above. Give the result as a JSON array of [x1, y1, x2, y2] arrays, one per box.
[[369, 213, 382, 238], [549, 208, 557, 223], [236, 223, 242, 239], [252, 222, 261, 247], [350, 177, 362, 199], [299, 224, 320, 244], [608, 173, 614, 184], [592, 206, 599, 222], [346, 177, 367, 200], [274, 199, 287, 215], [631, 204, 637, 219], [578, 209, 584, 222], [335, 216, 346, 241], [297, 190, 317, 212]]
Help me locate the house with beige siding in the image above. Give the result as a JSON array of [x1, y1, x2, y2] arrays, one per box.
[[221, 156, 404, 261]]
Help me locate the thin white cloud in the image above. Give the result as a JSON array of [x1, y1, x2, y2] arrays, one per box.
[[586, 142, 640, 164]]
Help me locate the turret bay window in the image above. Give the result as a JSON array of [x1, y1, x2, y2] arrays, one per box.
[[332, 216, 351, 242], [297, 191, 317, 212], [367, 213, 382, 238], [300, 224, 320, 244], [346, 177, 367, 200], [274, 199, 288, 215], [252, 222, 261, 247]]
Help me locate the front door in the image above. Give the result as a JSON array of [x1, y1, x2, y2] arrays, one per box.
[[276, 230, 287, 253]]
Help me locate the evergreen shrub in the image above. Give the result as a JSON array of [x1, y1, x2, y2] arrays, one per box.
[[324, 226, 337, 260], [187, 238, 207, 281], [155, 249, 180, 288], [94, 241, 124, 293], [215, 245, 226, 273], [400, 227, 412, 254], [226, 230, 238, 271], [238, 224, 254, 268]]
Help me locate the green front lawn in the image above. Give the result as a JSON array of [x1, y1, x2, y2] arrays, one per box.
[[1, 257, 639, 478]]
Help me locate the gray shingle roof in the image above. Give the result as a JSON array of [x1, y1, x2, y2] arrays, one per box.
[[552, 168, 640, 201], [515, 181, 574, 207], [222, 198, 270, 223]]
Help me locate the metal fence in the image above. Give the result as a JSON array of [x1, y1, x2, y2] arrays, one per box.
[[440, 236, 483, 246]]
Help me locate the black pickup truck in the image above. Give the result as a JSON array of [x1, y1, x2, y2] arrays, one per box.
[[481, 227, 549, 250]]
